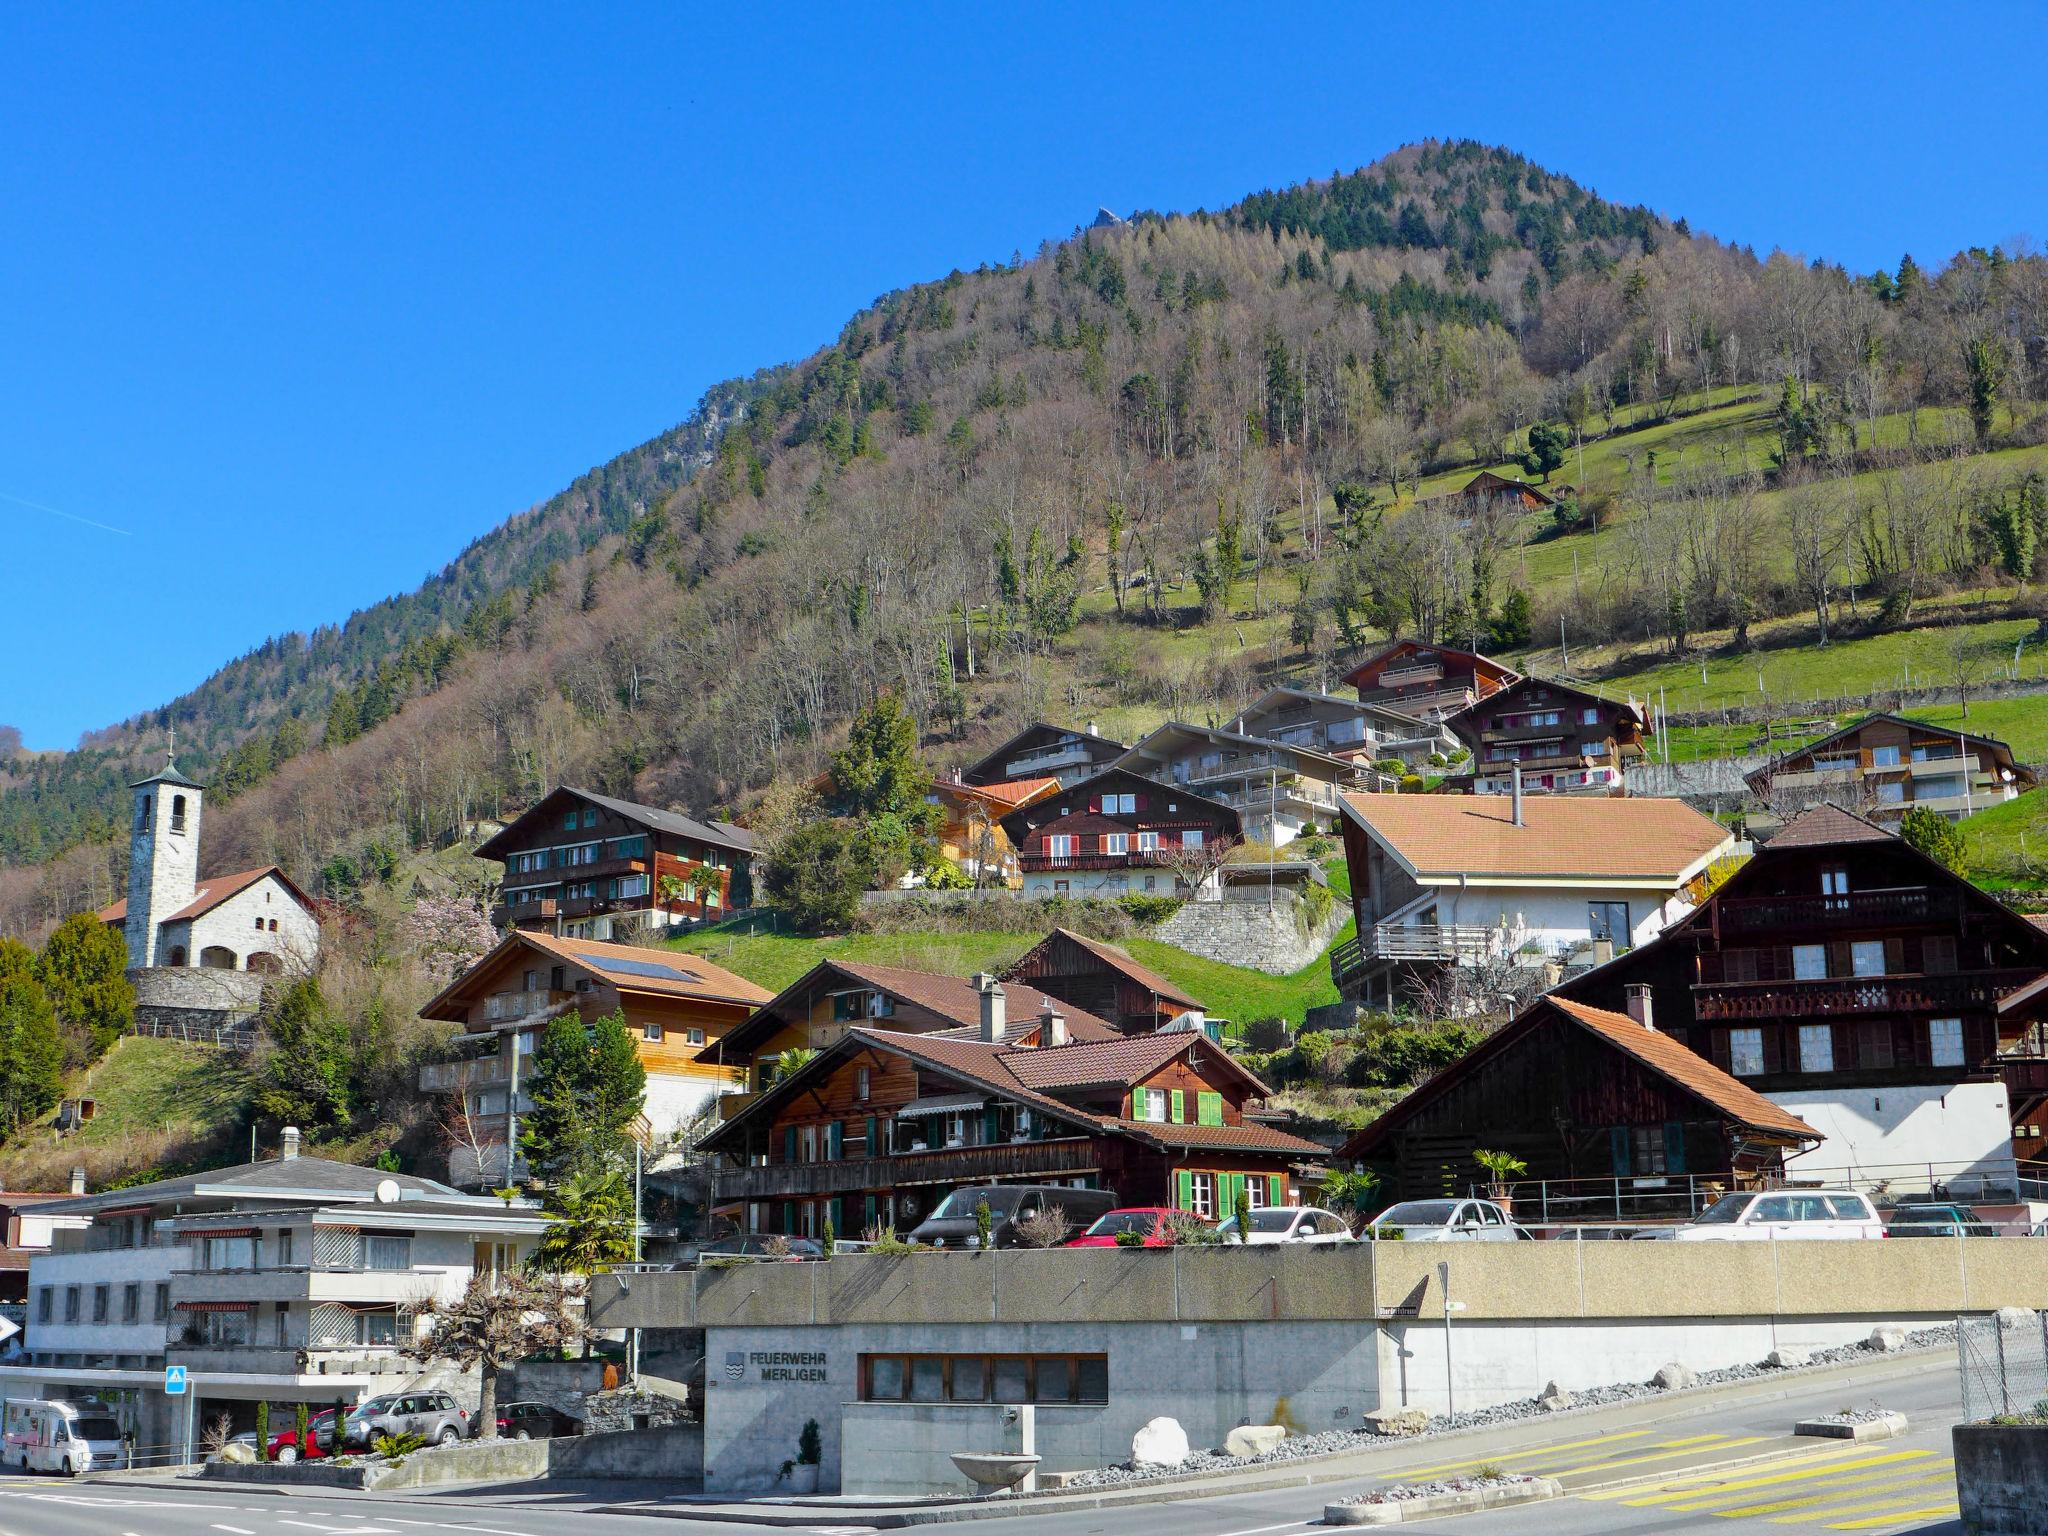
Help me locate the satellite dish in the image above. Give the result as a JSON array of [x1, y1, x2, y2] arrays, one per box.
[[374, 1179, 402, 1205]]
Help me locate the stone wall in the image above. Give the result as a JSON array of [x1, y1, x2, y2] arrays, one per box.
[[1152, 899, 1345, 977], [1953, 1422, 2048, 1536]]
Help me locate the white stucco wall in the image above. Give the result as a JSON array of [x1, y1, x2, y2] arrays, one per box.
[[26, 1244, 189, 1360], [1770, 1080, 2015, 1191], [644, 1072, 730, 1137], [182, 875, 321, 973], [1424, 882, 1690, 954], [1022, 869, 1188, 900]]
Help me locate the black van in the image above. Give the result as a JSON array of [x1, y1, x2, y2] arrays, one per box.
[[909, 1185, 1118, 1248]]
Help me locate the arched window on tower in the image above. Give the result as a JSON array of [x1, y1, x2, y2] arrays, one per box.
[[137, 795, 151, 831], [171, 795, 187, 833]]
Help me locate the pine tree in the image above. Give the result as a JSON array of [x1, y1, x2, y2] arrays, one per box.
[[0, 940, 63, 1131], [324, 687, 361, 748], [828, 696, 930, 819], [519, 1009, 647, 1183], [36, 912, 135, 1064]]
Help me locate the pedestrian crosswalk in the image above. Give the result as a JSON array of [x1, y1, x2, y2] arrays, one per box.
[[1578, 1440, 1959, 1529], [1380, 1428, 1771, 1485]]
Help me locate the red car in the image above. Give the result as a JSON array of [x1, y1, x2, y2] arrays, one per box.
[[1065, 1207, 1205, 1247], [268, 1408, 340, 1464]]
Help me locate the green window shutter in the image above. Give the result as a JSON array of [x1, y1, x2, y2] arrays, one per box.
[[927, 1115, 945, 1149], [780, 1201, 795, 1234], [1663, 1121, 1687, 1175], [1197, 1092, 1223, 1127], [984, 1105, 1001, 1144], [1223, 1173, 1242, 1214], [1269, 1174, 1284, 1207], [1170, 1089, 1185, 1123], [1174, 1171, 1193, 1211], [831, 1197, 846, 1235], [829, 1120, 844, 1159], [865, 1115, 878, 1155], [864, 1194, 878, 1231], [783, 1127, 797, 1164], [1609, 1126, 1630, 1176]]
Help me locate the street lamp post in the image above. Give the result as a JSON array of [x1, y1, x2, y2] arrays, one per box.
[[1438, 1260, 1466, 1421]]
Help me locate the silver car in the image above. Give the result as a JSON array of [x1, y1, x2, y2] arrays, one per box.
[[341, 1390, 469, 1449], [1216, 1205, 1357, 1245], [1366, 1198, 1523, 1242]]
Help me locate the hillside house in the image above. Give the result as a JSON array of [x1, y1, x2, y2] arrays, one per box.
[[1337, 993, 1818, 1204], [1557, 802, 2048, 1194], [1223, 687, 1454, 772], [476, 786, 754, 940], [996, 768, 1243, 900], [1000, 928, 1205, 1035], [419, 930, 772, 1183], [1115, 723, 1372, 847], [922, 774, 1061, 889], [1341, 640, 1520, 723], [1743, 713, 2035, 823], [959, 722, 1127, 791], [704, 959, 1124, 1102], [1420, 468, 1559, 512], [97, 762, 320, 977], [0, 1141, 546, 1452], [1332, 790, 1734, 1007], [699, 976, 1323, 1238], [1445, 675, 1651, 796]]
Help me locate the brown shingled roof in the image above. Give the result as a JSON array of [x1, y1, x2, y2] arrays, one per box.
[[822, 961, 1121, 1042], [1002, 1033, 1190, 1090], [1546, 998, 1817, 1140], [1764, 802, 1896, 848], [1117, 1119, 1326, 1155], [1011, 928, 1202, 1010], [1339, 793, 1731, 882]]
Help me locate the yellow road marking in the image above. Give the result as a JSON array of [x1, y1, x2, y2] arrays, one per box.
[[1584, 1445, 1884, 1503], [1626, 1449, 1936, 1508], [1389, 1428, 1655, 1478], [1825, 1506, 1961, 1530], [1563, 1437, 1770, 1477], [1708, 1467, 1956, 1519]]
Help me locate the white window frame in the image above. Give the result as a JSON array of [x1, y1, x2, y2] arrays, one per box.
[[1140, 1088, 1167, 1123], [1046, 834, 1074, 859], [1188, 1173, 1215, 1220], [1850, 940, 1886, 978], [1181, 829, 1204, 849], [1136, 831, 1159, 853], [1793, 944, 1828, 981], [1102, 833, 1128, 856], [1929, 1017, 1965, 1068], [643, 1021, 664, 1043], [1728, 1027, 1765, 1078], [1798, 1024, 1834, 1074]]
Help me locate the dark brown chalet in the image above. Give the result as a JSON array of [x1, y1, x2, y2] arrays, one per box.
[[1338, 994, 1818, 1202], [996, 768, 1242, 901], [700, 976, 1324, 1238], [1000, 928, 1204, 1034], [1743, 712, 2037, 825], [1447, 675, 1649, 797], [1557, 803, 2048, 1182], [1420, 469, 1559, 512], [475, 786, 753, 940], [1341, 640, 1520, 723], [960, 722, 1127, 790]]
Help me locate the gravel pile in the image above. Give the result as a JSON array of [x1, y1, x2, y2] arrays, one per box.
[[1806, 1408, 1896, 1425], [1333, 1473, 1537, 1506], [1056, 1323, 1954, 1491]]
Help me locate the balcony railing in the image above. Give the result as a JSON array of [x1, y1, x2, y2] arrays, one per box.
[[1715, 886, 1955, 936], [1020, 849, 1177, 872], [716, 1138, 1100, 1200], [1692, 968, 2039, 1021], [1006, 742, 1095, 775]]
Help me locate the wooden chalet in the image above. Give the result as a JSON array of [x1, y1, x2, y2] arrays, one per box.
[[959, 722, 1127, 791], [700, 976, 1324, 1238], [418, 930, 772, 1183], [1445, 675, 1650, 796], [704, 958, 1126, 1098], [996, 767, 1244, 900], [1338, 994, 1818, 1203], [1420, 469, 1559, 511], [475, 786, 754, 940], [1000, 928, 1204, 1035], [1115, 722, 1373, 847], [1341, 640, 1519, 722], [1223, 686, 1453, 772], [1743, 713, 2036, 824], [926, 773, 1061, 888], [1558, 803, 2048, 1183]]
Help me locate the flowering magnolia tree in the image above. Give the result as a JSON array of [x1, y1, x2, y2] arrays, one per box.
[[403, 891, 497, 985]]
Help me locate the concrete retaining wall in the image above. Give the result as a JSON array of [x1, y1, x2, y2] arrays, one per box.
[[1953, 1422, 2048, 1536], [548, 1424, 702, 1484], [200, 1425, 703, 1489], [1152, 900, 1342, 976]]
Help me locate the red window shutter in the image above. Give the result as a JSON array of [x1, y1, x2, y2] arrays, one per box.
[[1134, 793, 1145, 814], [1088, 794, 1101, 814]]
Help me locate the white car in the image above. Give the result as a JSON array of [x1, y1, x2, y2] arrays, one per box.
[[1216, 1205, 1357, 1245], [1366, 1198, 1523, 1242], [1663, 1188, 1884, 1241]]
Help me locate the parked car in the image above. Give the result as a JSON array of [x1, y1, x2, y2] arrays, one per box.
[[2, 1398, 129, 1474], [910, 1185, 1119, 1248], [1658, 1188, 1885, 1242], [1216, 1205, 1358, 1245], [1882, 1202, 1997, 1238], [1365, 1199, 1521, 1242], [691, 1234, 826, 1264], [1066, 1207, 1205, 1247], [269, 1407, 341, 1463], [494, 1401, 581, 1440], [341, 1391, 469, 1450]]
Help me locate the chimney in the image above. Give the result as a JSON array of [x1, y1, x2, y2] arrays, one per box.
[[974, 974, 1007, 1043], [281, 1125, 301, 1160], [1625, 984, 1655, 1031], [68, 1166, 86, 1196], [1086, 721, 1099, 737], [1510, 763, 1525, 827], [1037, 1001, 1068, 1048]]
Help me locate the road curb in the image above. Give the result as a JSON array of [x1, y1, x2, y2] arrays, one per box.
[[1795, 1411, 1909, 1441], [1324, 1476, 1562, 1524]]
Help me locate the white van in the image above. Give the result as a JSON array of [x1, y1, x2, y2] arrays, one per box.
[[2, 1398, 129, 1474]]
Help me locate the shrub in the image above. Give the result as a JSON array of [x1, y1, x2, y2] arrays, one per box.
[[1346, 1023, 1485, 1088], [1113, 1227, 1146, 1247], [798, 1420, 822, 1466], [255, 1402, 271, 1461], [1013, 1204, 1069, 1248], [1117, 893, 1184, 925], [373, 1430, 426, 1462]]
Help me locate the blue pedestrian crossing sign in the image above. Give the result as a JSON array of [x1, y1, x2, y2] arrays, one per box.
[[163, 1365, 187, 1395]]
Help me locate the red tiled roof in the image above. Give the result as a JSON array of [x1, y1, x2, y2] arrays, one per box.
[[1547, 998, 1818, 1140], [1002, 1033, 1190, 1090], [96, 865, 309, 927], [957, 776, 1062, 809], [1765, 802, 1897, 848], [1113, 1119, 1326, 1155], [1339, 793, 1731, 882], [823, 961, 1121, 1042]]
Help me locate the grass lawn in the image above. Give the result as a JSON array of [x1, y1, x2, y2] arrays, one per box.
[[1962, 787, 2048, 890], [70, 1036, 252, 1143], [669, 914, 1350, 1028]]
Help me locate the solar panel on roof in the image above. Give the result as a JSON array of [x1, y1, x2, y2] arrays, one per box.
[[589, 956, 702, 984]]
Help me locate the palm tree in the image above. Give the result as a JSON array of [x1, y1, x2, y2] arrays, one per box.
[[531, 1166, 635, 1278], [774, 1047, 819, 1083]]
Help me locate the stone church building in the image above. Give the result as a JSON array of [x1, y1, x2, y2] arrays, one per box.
[[96, 759, 321, 1030]]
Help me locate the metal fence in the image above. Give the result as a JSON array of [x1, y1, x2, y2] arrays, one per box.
[[1958, 1311, 2048, 1424]]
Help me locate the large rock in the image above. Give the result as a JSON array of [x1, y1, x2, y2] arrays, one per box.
[[1131, 1417, 1190, 1469], [1224, 1425, 1287, 1459], [1652, 1362, 1697, 1392], [1765, 1347, 1810, 1370], [1536, 1381, 1575, 1413], [1869, 1326, 1908, 1353], [1363, 1406, 1430, 1436], [217, 1441, 256, 1464], [1994, 1307, 2034, 1332]]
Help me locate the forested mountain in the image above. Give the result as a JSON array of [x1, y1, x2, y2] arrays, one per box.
[[7, 138, 2047, 931]]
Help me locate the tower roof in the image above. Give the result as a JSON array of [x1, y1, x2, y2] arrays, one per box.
[[130, 756, 206, 791]]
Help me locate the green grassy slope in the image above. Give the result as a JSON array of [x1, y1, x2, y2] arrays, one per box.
[[1961, 786, 2048, 889]]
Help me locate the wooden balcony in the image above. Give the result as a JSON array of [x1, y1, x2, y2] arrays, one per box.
[[1715, 886, 1955, 936], [1019, 849, 1176, 873], [714, 1138, 1100, 1200], [1693, 968, 2037, 1022]]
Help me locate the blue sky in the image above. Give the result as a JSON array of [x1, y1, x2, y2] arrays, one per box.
[[3, 3, 2043, 749]]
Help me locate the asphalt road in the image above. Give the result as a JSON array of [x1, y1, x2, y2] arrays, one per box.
[[0, 1356, 1968, 1536]]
